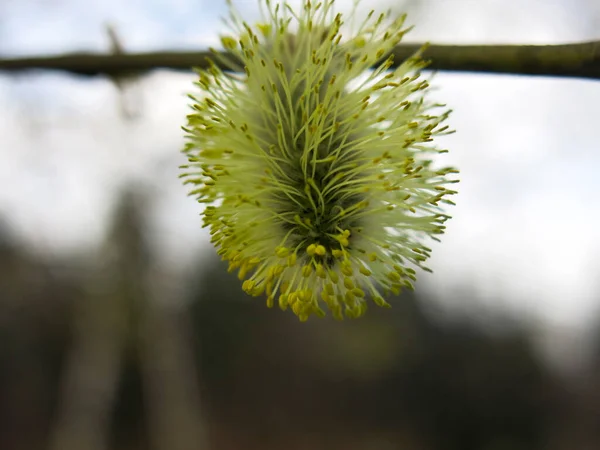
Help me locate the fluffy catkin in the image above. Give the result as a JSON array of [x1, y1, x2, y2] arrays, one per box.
[[181, 0, 459, 321]]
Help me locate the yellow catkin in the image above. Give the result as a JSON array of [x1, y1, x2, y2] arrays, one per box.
[[181, 0, 458, 321]]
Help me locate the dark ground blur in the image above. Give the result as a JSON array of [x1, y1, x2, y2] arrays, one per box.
[[1, 188, 599, 450]]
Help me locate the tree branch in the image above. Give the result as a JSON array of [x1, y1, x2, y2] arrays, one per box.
[[0, 41, 599, 79]]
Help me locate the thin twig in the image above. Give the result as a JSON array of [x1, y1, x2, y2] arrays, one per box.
[[0, 41, 599, 79]]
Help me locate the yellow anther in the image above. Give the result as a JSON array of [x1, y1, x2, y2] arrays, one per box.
[[242, 280, 255, 292], [352, 288, 365, 298], [373, 296, 391, 308], [338, 237, 349, 247], [332, 249, 344, 258], [276, 247, 289, 258], [300, 290, 313, 302], [221, 36, 237, 50], [341, 262, 353, 277], [251, 284, 265, 296], [302, 264, 313, 277], [315, 245, 326, 256], [306, 244, 317, 256], [287, 253, 297, 266], [266, 295, 274, 308], [328, 270, 339, 283], [257, 23, 272, 37], [292, 301, 302, 316], [359, 266, 372, 276], [325, 283, 335, 295], [343, 277, 354, 290], [238, 264, 249, 280], [345, 290, 355, 302], [387, 271, 401, 282], [316, 264, 327, 279]]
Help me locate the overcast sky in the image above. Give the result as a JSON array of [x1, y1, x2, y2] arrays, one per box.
[[1, 0, 600, 364]]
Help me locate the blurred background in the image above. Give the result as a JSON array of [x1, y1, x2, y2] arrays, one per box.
[[1, 0, 600, 449]]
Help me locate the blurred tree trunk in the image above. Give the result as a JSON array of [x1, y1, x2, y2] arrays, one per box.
[[138, 268, 208, 450], [48, 282, 127, 450], [48, 190, 147, 450], [49, 189, 207, 450]]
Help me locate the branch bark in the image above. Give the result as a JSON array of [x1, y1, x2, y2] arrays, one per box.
[[0, 41, 599, 79]]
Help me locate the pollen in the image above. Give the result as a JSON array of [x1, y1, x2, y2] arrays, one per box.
[[181, 0, 458, 321]]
